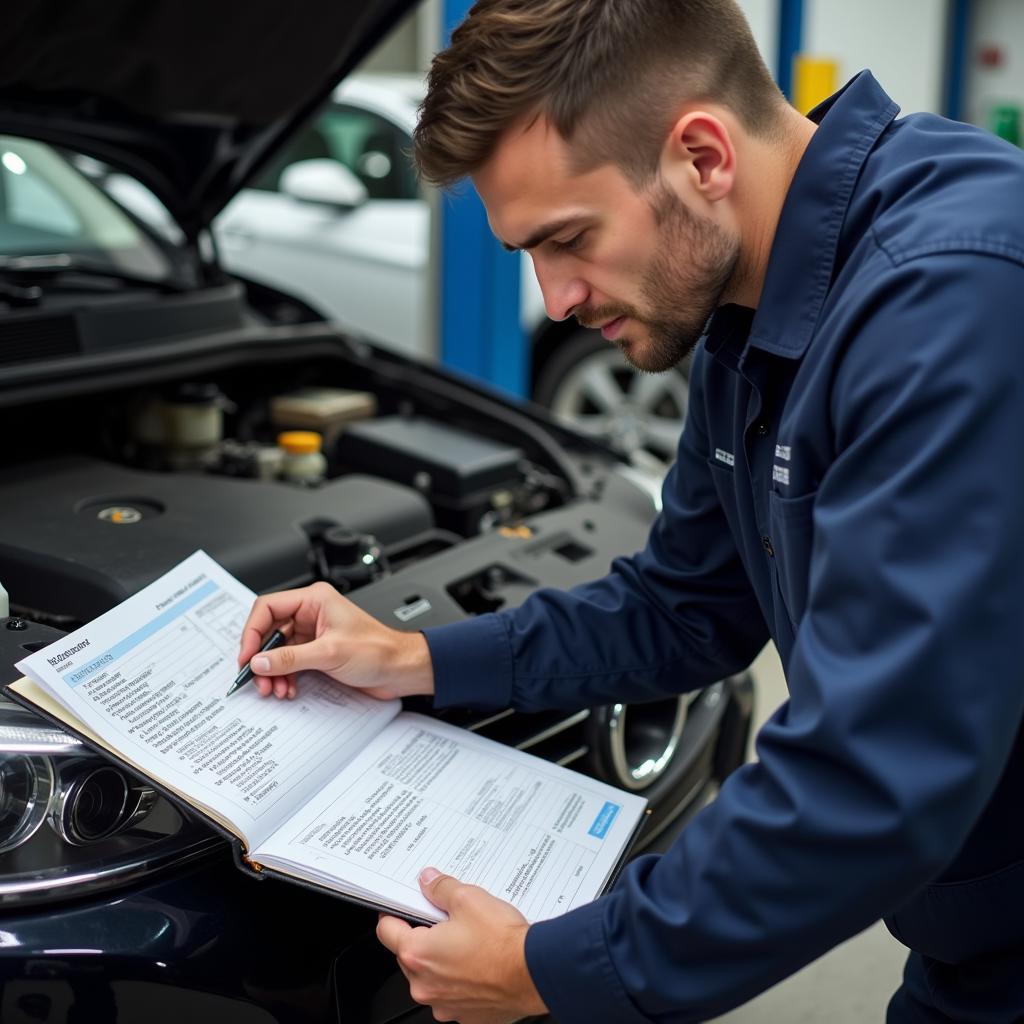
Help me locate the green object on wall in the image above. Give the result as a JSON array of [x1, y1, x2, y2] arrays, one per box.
[[990, 103, 1021, 146]]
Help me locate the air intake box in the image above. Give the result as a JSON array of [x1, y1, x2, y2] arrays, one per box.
[[337, 416, 524, 497]]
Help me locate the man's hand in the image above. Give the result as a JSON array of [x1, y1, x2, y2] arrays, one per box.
[[377, 868, 548, 1024], [237, 582, 434, 700]]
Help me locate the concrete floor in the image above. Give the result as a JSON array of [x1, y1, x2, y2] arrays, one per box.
[[708, 644, 909, 1023]]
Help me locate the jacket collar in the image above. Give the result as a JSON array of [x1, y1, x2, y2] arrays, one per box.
[[744, 71, 900, 361], [703, 304, 756, 371]]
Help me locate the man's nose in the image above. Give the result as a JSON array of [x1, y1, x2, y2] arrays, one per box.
[[532, 255, 589, 322]]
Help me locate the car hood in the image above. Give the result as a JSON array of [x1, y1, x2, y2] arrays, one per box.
[[0, 0, 418, 241]]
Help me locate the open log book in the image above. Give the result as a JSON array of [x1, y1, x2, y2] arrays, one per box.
[[9, 551, 647, 924]]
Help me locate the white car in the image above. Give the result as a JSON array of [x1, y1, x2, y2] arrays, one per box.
[[214, 74, 690, 470]]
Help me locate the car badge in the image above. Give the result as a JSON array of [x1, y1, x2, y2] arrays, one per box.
[[394, 597, 432, 622]]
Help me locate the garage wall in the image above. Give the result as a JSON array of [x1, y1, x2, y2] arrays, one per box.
[[358, 5, 422, 73], [734, 0, 780, 79], [803, 0, 949, 114], [964, 0, 1024, 128]]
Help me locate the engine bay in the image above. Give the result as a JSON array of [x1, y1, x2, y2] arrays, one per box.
[[0, 334, 647, 632], [0, 322, 741, 897]]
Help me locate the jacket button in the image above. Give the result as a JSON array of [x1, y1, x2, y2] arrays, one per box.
[[761, 535, 774, 556], [755, 420, 769, 437]]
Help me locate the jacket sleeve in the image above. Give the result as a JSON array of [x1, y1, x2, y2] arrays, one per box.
[[423, 344, 769, 713], [524, 251, 1024, 1023]]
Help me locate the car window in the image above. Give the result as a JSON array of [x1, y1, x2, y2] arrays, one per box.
[[0, 136, 171, 280], [252, 106, 418, 202], [4, 159, 82, 237]]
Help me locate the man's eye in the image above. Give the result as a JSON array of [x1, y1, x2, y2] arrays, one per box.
[[554, 232, 585, 253]]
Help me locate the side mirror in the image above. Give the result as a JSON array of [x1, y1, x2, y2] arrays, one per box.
[[280, 159, 368, 209]]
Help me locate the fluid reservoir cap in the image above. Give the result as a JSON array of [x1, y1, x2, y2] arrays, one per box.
[[166, 381, 222, 405], [322, 527, 362, 566], [277, 431, 323, 455]]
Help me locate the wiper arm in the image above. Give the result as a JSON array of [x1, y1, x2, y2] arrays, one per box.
[[0, 253, 185, 292]]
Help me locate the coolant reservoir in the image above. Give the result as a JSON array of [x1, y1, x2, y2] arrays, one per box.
[[0, 579, 8, 618], [161, 383, 224, 449], [277, 431, 327, 485], [132, 382, 226, 471]]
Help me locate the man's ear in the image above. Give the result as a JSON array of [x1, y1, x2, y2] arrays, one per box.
[[659, 111, 736, 203]]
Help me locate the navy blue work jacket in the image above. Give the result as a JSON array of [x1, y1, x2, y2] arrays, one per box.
[[424, 72, 1024, 1022]]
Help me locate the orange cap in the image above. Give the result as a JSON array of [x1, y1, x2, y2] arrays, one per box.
[[277, 431, 323, 455]]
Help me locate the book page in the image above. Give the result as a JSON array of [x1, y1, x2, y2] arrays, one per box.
[[256, 713, 646, 922], [14, 551, 400, 849]]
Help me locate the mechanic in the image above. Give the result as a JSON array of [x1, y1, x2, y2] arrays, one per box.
[[237, 1, 1024, 1021]]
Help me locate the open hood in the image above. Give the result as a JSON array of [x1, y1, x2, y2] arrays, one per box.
[[0, 0, 418, 240]]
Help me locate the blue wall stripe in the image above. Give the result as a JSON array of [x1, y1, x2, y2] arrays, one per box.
[[437, 0, 527, 398], [776, 0, 805, 101], [944, 0, 971, 122]]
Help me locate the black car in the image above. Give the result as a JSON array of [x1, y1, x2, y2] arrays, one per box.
[[0, 3, 753, 1021]]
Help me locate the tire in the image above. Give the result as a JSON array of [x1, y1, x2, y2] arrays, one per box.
[[533, 327, 691, 467]]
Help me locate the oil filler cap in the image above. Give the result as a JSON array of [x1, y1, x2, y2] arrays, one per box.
[[74, 498, 165, 522]]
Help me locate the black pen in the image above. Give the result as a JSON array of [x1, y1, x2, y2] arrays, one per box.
[[225, 629, 287, 697]]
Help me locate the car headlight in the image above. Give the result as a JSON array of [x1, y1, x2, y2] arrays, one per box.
[[0, 753, 53, 854], [48, 762, 157, 846], [0, 700, 220, 906]]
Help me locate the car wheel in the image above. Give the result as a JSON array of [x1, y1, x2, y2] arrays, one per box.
[[534, 328, 690, 468], [586, 686, 726, 846]]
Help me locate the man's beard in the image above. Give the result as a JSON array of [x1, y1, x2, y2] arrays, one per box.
[[577, 185, 739, 373]]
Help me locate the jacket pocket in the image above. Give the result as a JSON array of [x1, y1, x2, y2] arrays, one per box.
[[705, 455, 741, 533], [706, 453, 735, 476], [884, 856, 1024, 963], [768, 488, 817, 628]]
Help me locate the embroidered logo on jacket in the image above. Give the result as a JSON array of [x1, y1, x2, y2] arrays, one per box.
[[714, 448, 735, 467], [773, 442, 791, 486]]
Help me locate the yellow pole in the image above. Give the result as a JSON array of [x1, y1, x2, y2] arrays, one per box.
[[793, 55, 839, 115]]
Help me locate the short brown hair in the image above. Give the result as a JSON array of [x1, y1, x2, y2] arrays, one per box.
[[414, 0, 786, 188]]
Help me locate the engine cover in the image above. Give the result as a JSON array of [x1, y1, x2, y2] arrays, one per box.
[[0, 457, 432, 621]]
